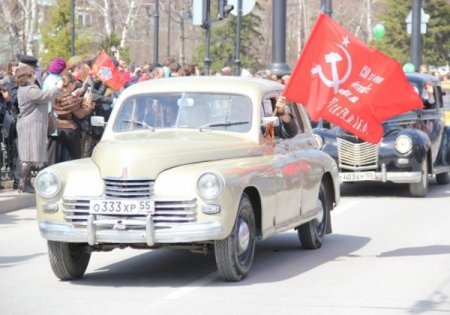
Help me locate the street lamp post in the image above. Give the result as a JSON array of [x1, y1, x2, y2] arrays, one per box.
[[203, 0, 212, 75], [167, 0, 171, 58], [70, 0, 75, 56], [268, 0, 291, 77], [411, 0, 422, 71], [234, 0, 242, 76], [153, 0, 160, 65], [180, 9, 192, 65], [320, 0, 333, 17]]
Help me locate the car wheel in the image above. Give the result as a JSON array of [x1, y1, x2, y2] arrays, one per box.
[[48, 241, 91, 281], [409, 159, 428, 197], [436, 172, 450, 185], [298, 182, 328, 249], [215, 193, 256, 282]]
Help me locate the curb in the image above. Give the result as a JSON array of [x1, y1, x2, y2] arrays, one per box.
[[0, 190, 36, 214]]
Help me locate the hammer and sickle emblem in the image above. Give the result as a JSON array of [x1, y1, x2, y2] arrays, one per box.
[[311, 44, 352, 93]]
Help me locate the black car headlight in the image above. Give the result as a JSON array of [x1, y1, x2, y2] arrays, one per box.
[[394, 135, 413, 155], [35, 171, 63, 198]]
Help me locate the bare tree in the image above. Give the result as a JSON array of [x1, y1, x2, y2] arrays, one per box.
[[0, 0, 21, 58], [119, 0, 139, 49], [87, 0, 112, 36], [19, 0, 37, 55]]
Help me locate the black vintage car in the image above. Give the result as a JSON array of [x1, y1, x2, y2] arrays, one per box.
[[313, 72, 450, 197]]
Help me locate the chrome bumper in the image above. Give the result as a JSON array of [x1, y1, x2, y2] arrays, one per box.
[[39, 215, 224, 246], [382, 171, 422, 183], [339, 163, 422, 184]]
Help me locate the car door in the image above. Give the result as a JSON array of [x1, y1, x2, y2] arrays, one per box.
[[420, 83, 445, 164], [260, 94, 304, 227], [289, 103, 323, 217]]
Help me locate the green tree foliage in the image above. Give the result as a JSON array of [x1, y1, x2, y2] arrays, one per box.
[[39, 0, 93, 67], [372, 0, 450, 66], [193, 3, 264, 74]]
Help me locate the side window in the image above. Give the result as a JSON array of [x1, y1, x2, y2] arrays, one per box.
[[287, 101, 305, 133], [260, 95, 300, 139], [435, 85, 444, 108]]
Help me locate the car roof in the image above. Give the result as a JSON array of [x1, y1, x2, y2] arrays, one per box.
[[120, 76, 285, 98], [406, 72, 440, 85]]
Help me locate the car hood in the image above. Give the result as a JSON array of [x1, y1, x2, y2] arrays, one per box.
[[91, 130, 262, 179]]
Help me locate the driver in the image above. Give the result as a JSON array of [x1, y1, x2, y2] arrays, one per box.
[[263, 96, 298, 139]]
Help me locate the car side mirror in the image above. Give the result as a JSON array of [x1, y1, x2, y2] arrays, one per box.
[[91, 116, 106, 127], [261, 116, 280, 127]]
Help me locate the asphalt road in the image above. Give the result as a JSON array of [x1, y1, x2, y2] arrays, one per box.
[[1, 180, 450, 315]]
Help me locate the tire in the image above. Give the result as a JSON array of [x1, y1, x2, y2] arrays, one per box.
[[436, 172, 450, 185], [298, 182, 328, 249], [215, 193, 256, 282], [409, 159, 428, 197], [48, 241, 91, 281]]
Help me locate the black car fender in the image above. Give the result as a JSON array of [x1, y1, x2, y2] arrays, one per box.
[[387, 128, 431, 165]]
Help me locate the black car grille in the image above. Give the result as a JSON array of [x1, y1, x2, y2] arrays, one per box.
[[337, 138, 379, 170], [62, 177, 197, 229]]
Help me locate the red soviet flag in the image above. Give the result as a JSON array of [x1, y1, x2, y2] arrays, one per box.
[[91, 50, 126, 92], [283, 13, 423, 144]]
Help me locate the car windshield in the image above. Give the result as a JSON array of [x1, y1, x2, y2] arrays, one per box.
[[113, 92, 253, 133]]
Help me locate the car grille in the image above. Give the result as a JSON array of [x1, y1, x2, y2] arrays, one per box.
[[62, 177, 197, 229], [337, 138, 379, 170], [104, 177, 153, 198]]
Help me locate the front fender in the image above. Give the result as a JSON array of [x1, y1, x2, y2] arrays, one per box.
[[155, 156, 273, 238], [383, 128, 431, 166]]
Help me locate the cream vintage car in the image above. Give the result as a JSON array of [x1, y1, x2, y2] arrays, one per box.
[[35, 76, 340, 282]]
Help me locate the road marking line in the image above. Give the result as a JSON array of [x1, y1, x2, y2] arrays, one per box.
[[333, 200, 362, 215], [163, 272, 217, 300]]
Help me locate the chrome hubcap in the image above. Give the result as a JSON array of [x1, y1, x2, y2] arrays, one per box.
[[237, 219, 250, 255], [316, 200, 324, 224]]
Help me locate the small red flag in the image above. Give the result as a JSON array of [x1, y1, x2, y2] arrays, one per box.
[[91, 50, 126, 92], [283, 13, 423, 144]]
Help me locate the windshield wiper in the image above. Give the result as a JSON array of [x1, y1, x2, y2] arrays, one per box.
[[122, 119, 155, 131], [199, 120, 249, 131]]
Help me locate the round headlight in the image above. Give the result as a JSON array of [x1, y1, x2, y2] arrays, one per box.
[[197, 172, 224, 200], [314, 134, 324, 149], [35, 171, 62, 198], [394, 135, 413, 154]]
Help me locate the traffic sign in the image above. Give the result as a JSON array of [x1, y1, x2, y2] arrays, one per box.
[[228, 0, 255, 16]]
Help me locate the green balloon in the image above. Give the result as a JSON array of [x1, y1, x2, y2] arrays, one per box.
[[373, 23, 385, 39], [403, 63, 415, 73]]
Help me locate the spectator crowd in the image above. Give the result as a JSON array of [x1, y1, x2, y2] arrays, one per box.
[[0, 51, 290, 192], [3, 48, 450, 193]]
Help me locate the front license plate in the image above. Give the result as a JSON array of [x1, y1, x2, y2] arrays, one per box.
[[339, 172, 376, 182], [89, 199, 155, 215]]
